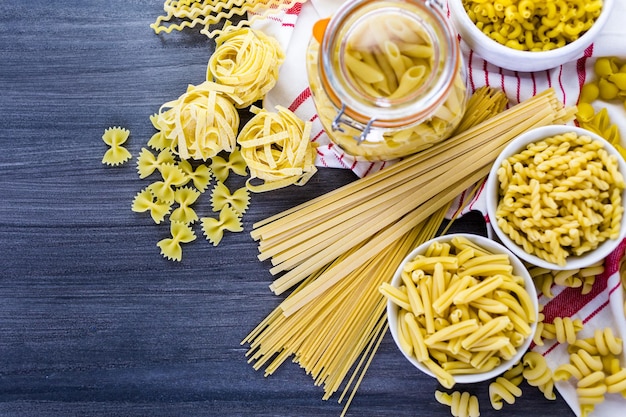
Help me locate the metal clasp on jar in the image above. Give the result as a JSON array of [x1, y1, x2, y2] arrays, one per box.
[[331, 103, 377, 145]]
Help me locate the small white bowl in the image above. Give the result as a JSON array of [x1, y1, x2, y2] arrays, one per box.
[[485, 125, 626, 270], [447, 0, 614, 72], [387, 233, 538, 384]]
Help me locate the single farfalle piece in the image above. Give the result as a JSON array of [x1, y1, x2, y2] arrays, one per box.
[[147, 163, 188, 203], [155, 81, 240, 161], [131, 187, 172, 224], [102, 126, 130, 147], [147, 113, 174, 151], [207, 27, 285, 108], [178, 159, 212, 192], [136, 147, 176, 179], [157, 221, 197, 262], [237, 106, 318, 192], [210, 181, 250, 215], [170, 186, 201, 224], [102, 126, 132, 166], [210, 147, 248, 182], [201, 205, 243, 246]]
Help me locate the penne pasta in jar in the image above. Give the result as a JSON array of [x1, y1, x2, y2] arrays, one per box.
[[306, 0, 468, 161]]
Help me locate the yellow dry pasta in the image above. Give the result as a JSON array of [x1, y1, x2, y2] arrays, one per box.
[[136, 148, 176, 179], [306, 15, 468, 161], [156, 221, 197, 262], [434, 390, 480, 417], [382, 237, 537, 388], [522, 351, 556, 400], [151, 0, 307, 39], [154, 81, 240, 161], [207, 27, 285, 108], [131, 187, 173, 224], [147, 163, 188, 203], [210, 146, 248, 183], [102, 126, 132, 166], [495, 131, 625, 266], [237, 106, 318, 193], [170, 186, 201, 224], [177, 159, 212, 193], [488, 361, 524, 410], [210, 181, 250, 216], [201, 205, 243, 246], [464, 0, 604, 52]]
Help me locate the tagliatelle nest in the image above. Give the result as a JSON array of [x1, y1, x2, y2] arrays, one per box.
[[237, 106, 318, 193], [154, 81, 240, 161], [208, 27, 285, 108]]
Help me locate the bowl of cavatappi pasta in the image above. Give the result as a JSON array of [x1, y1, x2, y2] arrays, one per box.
[[447, 0, 614, 72], [383, 233, 539, 387], [485, 124, 626, 270]]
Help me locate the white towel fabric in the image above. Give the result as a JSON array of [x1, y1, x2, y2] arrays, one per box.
[[253, 1, 626, 416]]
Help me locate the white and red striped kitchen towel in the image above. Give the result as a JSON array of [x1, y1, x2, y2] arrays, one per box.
[[253, 1, 626, 415]]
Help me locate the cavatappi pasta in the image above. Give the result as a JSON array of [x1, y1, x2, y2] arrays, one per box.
[[463, 0, 603, 51], [381, 236, 537, 388], [494, 131, 625, 266]]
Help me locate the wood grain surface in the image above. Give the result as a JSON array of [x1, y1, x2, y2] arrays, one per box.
[[0, 1, 575, 416]]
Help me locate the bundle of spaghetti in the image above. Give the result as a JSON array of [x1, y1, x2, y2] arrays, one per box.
[[252, 89, 576, 306], [243, 204, 449, 415], [243, 87, 513, 414], [151, 0, 307, 38]]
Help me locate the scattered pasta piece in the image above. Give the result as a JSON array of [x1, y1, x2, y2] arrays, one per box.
[[528, 261, 604, 299], [576, 56, 626, 160], [136, 147, 176, 179], [147, 163, 188, 203], [131, 187, 172, 224], [201, 205, 243, 246], [435, 390, 479, 417], [170, 186, 201, 224], [522, 352, 556, 400], [210, 181, 250, 215], [157, 221, 197, 262], [489, 362, 524, 410], [238, 106, 318, 192], [210, 147, 248, 183], [154, 81, 240, 161], [178, 159, 212, 192], [207, 27, 285, 108], [102, 126, 132, 166]]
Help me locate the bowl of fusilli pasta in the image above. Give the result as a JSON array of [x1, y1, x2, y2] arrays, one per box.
[[448, 0, 613, 72], [485, 124, 626, 270], [382, 233, 538, 386]]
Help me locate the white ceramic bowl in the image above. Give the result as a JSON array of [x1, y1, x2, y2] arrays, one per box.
[[447, 0, 614, 72], [485, 125, 626, 270], [387, 233, 538, 384]]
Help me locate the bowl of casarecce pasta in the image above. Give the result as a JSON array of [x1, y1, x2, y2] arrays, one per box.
[[486, 125, 626, 270], [382, 233, 538, 387], [447, 0, 614, 72]]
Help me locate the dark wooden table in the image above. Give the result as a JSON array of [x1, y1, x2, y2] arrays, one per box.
[[0, 1, 576, 416]]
